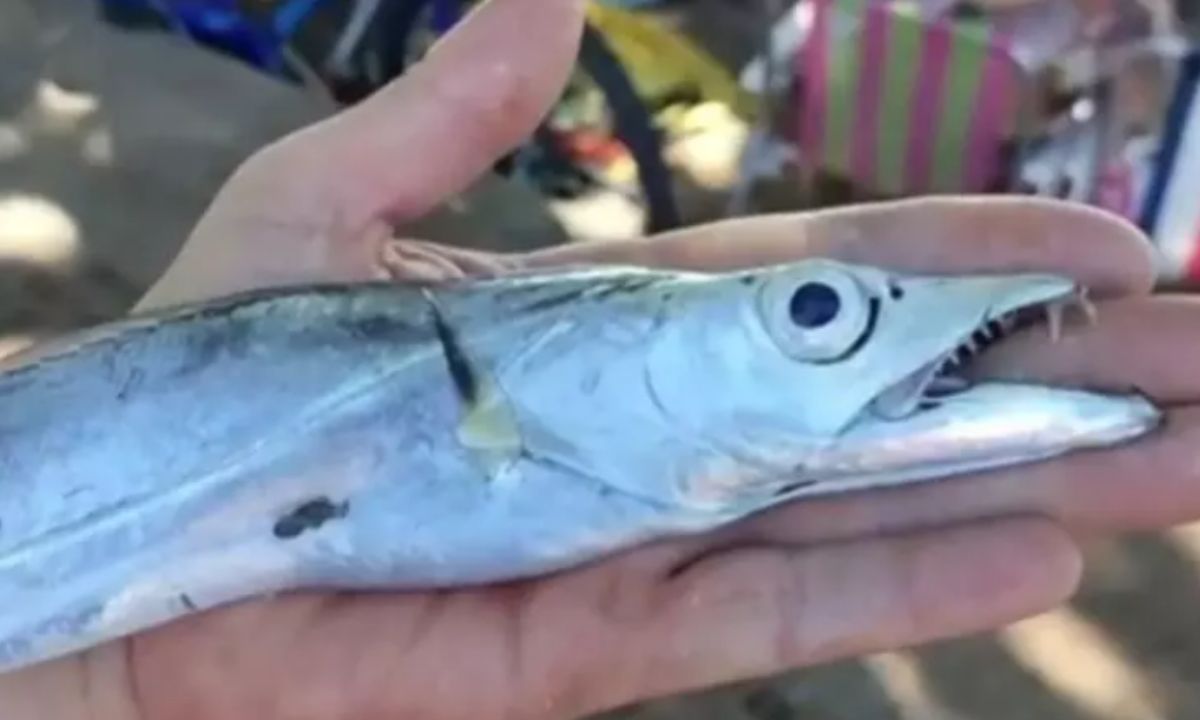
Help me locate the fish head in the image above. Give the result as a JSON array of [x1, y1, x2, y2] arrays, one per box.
[[602, 259, 1162, 514]]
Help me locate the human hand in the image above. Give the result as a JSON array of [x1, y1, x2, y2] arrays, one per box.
[[6, 1, 1200, 719]]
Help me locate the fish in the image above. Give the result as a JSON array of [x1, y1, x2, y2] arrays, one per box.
[[0, 259, 1161, 673]]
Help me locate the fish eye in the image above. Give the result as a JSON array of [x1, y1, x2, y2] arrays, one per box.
[[759, 266, 876, 363], [789, 282, 841, 328]]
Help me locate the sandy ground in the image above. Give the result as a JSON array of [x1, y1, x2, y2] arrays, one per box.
[[3, 2, 1200, 719]]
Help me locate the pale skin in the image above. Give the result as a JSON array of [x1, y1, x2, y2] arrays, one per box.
[[5, 1, 1200, 718]]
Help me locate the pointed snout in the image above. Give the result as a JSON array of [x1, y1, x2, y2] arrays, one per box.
[[893, 272, 1078, 324]]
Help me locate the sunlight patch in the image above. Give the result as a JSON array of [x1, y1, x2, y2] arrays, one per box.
[[0, 193, 81, 269]]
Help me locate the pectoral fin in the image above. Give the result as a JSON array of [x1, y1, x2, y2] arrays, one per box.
[[424, 290, 523, 480], [458, 377, 523, 480]]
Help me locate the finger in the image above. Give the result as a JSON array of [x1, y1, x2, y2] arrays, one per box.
[[276, 0, 586, 225], [523, 196, 1156, 297], [552, 517, 1079, 717], [970, 296, 1200, 404], [373, 237, 523, 281], [399, 239, 522, 278], [375, 238, 469, 282]]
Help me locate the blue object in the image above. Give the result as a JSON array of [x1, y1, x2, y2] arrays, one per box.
[[1140, 50, 1200, 237], [98, 0, 333, 76], [430, 0, 464, 33], [273, 0, 327, 43]]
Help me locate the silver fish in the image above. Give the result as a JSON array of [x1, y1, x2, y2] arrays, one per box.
[[0, 259, 1160, 673]]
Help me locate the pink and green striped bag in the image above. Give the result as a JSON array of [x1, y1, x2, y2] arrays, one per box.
[[798, 0, 1028, 196]]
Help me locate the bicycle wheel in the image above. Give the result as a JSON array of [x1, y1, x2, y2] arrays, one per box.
[[576, 20, 680, 233]]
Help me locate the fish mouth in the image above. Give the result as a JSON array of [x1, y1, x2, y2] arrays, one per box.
[[870, 284, 1091, 420], [766, 274, 1161, 501]]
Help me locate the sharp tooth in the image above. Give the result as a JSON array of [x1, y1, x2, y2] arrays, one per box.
[[972, 329, 990, 346], [1076, 288, 1098, 326], [874, 362, 947, 420], [1046, 301, 1064, 342], [1000, 313, 1018, 332]]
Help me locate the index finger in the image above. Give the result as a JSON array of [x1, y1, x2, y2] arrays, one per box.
[[524, 196, 1156, 297]]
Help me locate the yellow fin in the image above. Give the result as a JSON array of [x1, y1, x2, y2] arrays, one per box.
[[457, 376, 523, 481]]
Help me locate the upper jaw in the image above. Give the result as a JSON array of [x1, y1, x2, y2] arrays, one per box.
[[871, 274, 1083, 420]]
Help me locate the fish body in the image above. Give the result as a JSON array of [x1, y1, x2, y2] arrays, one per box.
[[0, 260, 1160, 672]]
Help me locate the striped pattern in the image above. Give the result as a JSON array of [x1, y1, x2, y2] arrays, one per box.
[[1157, 90, 1200, 279], [1143, 52, 1200, 281], [800, 0, 1024, 196]]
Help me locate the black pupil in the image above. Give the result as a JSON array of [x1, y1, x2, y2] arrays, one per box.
[[789, 283, 841, 328]]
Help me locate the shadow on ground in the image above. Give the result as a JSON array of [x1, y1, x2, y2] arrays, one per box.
[[0, 0, 327, 337], [0, 0, 568, 342]]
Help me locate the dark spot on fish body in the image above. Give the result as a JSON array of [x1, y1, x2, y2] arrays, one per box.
[[180, 594, 197, 611], [775, 480, 818, 497], [740, 275, 757, 286], [273, 497, 350, 540], [272, 515, 307, 540]]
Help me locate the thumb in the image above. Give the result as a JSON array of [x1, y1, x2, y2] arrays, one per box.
[[280, 0, 586, 225], [135, 0, 584, 311]]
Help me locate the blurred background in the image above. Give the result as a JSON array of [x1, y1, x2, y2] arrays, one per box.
[[1, 0, 1199, 717]]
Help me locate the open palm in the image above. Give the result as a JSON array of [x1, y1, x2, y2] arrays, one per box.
[[6, 2, 1200, 719]]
